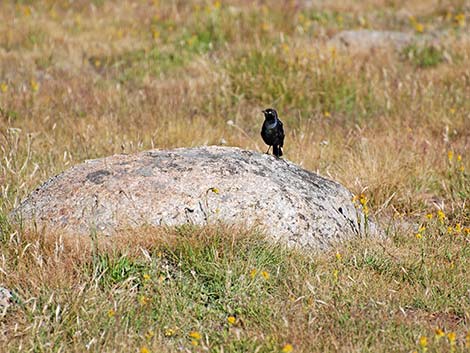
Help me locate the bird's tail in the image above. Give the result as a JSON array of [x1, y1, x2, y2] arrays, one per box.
[[273, 145, 283, 157]]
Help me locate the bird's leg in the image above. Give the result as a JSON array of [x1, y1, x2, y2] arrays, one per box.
[[265, 146, 271, 154]]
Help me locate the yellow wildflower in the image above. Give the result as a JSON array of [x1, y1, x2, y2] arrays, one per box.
[[227, 316, 236, 325], [414, 22, 424, 33], [464, 228, 470, 235], [0, 82, 7, 93], [454, 13, 466, 27], [139, 295, 150, 305], [414, 22, 424, 32], [437, 210, 445, 224], [426, 213, 433, 220], [140, 346, 150, 353], [335, 252, 342, 261], [108, 309, 115, 318], [447, 226, 453, 234], [457, 154, 462, 162], [323, 111, 331, 118], [213, 1, 221, 10], [191, 340, 199, 346], [448, 150, 454, 162], [415, 233, 422, 239], [333, 269, 339, 281], [359, 194, 369, 215], [435, 328, 445, 339], [419, 335, 427, 349], [30, 79, 39, 92], [209, 187, 219, 194], [143, 273, 151, 281], [282, 343, 294, 353], [359, 194, 368, 206], [448, 331, 456, 343], [164, 328, 175, 337], [189, 331, 201, 340], [449, 107, 456, 114], [261, 271, 270, 280], [418, 225, 426, 232], [22, 5, 31, 17], [455, 224, 462, 234], [250, 268, 257, 279]]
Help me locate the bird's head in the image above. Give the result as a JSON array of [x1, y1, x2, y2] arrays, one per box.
[[262, 108, 278, 121]]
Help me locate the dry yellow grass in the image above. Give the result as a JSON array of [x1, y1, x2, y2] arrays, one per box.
[[1, 0, 469, 352]]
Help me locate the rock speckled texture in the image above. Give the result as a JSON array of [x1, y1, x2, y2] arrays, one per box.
[[328, 29, 443, 52], [11, 146, 374, 249], [0, 286, 14, 316]]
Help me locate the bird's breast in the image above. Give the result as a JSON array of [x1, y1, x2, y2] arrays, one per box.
[[264, 120, 278, 129]]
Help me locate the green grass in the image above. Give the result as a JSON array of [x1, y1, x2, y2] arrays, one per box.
[[89, 48, 189, 83], [226, 48, 381, 122], [402, 44, 446, 68], [2, 221, 470, 352]]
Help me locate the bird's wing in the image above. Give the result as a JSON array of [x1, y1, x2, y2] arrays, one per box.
[[278, 120, 285, 147]]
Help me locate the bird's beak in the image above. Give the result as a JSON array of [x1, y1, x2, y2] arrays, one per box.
[[261, 110, 266, 114]]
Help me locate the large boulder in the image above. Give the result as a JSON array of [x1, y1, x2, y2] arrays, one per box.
[[328, 29, 441, 52], [11, 146, 374, 249]]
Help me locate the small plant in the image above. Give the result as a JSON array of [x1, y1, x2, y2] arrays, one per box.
[[91, 253, 149, 287], [402, 44, 445, 68]]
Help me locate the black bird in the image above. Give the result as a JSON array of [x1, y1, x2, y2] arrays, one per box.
[[261, 108, 285, 157]]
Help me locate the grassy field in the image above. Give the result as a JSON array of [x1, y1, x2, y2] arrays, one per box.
[[1, 0, 470, 352]]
